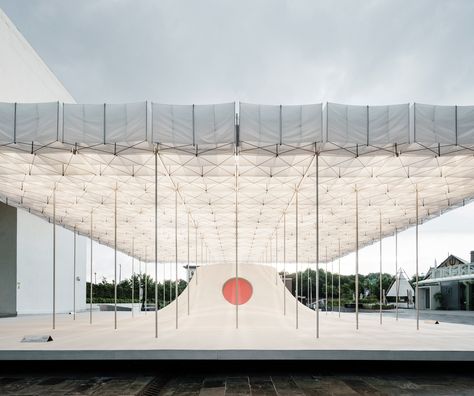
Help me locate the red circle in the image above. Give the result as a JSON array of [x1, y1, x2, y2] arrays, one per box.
[[222, 278, 253, 305]]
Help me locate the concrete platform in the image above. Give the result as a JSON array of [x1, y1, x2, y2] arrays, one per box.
[[1, 264, 473, 361]]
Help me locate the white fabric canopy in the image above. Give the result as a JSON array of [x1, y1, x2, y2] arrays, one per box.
[[0, 101, 473, 266]]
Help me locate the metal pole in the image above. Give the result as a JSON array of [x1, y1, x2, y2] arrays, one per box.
[[315, 153, 319, 337], [195, 226, 198, 285], [132, 237, 134, 318], [154, 150, 158, 338], [161, 248, 164, 309], [307, 264, 310, 307], [235, 151, 239, 329], [90, 210, 93, 324], [275, 228, 278, 285], [395, 228, 399, 321], [52, 188, 56, 330], [175, 188, 178, 329], [416, 188, 419, 330], [114, 187, 117, 330], [355, 187, 359, 330], [379, 211, 383, 325], [187, 213, 190, 315], [145, 247, 147, 313], [73, 227, 76, 321], [169, 260, 172, 305], [338, 238, 341, 318], [331, 259, 334, 313], [295, 187, 299, 329], [325, 246, 328, 315], [283, 211, 286, 315]]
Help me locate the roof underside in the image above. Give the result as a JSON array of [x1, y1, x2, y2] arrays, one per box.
[[1, 102, 474, 265]]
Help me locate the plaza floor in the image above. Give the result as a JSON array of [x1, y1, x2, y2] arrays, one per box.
[[1, 264, 474, 361]]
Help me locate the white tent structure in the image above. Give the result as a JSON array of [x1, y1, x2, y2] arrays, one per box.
[[1, 102, 474, 263], [387, 269, 414, 299], [1, 100, 474, 333], [1, 7, 474, 360]]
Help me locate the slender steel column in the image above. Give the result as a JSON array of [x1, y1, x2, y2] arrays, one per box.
[[295, 188, 299, 330], [114, 187, 117, 330], [52, 188, 56, 330], [195, 226, 198, 285], [90, 210, 93, 324], [235, 152, 239, 329], [307, 264, 310, 307], [275, 229, 278, 285], [331, 259, 334, 313], [145, 248, 148, 314], [131, 239, 134, 317], [338, 238, 341, 318], [416, 188, 419, 330], [169, 260, 172, 304], [161, 247, 164, 309], [200, 237, 203, 286], [175, 188, 178, 329], [154, 150, 158, 337], [187, 213, 190, 315], [73, 227, 76, 321], [315, 154, 319, 337], [379, 212, 383, 325], [355, 187, 359, 330], [283, 211, 287, 315], [325, 246, 328, 315], [395, 228, 399, 321]]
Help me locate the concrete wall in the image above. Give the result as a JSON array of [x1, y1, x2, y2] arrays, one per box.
[[0, 203, 17, 317], [16, 209, 87, 314]]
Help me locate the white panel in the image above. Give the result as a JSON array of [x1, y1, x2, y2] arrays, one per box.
[[63, 104, 104, 144], [105, 102, 147, 143], [0, 102, 14, 143], [457, 106, 474, 144], [152, 103, 193, 145], [368, 104, 409, 144], [414, 103, 455, 144], [194, 103, 235, 145], [239, 103, 280, 145], [15, 102, 58, 144], [240, 103, 321, 145], [327, 103, 367, 144], [16, 209, 87, 314], [281, 104, 322, 144]]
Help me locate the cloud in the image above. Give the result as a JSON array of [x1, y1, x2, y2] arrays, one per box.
[[1, 0, 473, 104], [1, 0, 474, 277]]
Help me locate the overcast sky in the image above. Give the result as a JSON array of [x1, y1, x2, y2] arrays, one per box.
[[2, 0, 474, 281]]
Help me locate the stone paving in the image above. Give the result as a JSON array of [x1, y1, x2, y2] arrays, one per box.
[[2, 372, 474, 395]]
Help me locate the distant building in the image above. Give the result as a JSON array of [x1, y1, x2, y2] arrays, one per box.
[[386, 269, 414, 308], [417, 252, 474, 311]]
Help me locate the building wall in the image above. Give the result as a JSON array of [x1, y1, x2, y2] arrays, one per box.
[[440, 281, 460, 310], [429, 284, 441, 309], [0, 9, 87, 315], [0, 9, 74, 103], [0, 202, 17, 316], [16, 209, 87, 314]]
